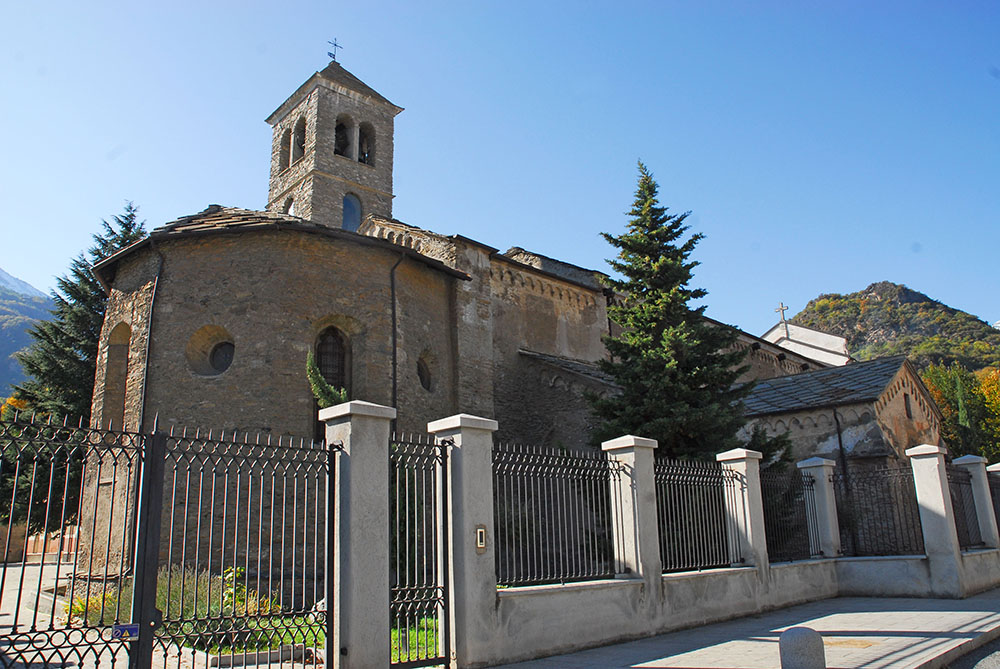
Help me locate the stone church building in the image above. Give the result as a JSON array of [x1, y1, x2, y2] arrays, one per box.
[[88, 61, 863, 448]]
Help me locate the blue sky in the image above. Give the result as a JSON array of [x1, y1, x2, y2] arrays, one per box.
[[2, 1, 997, 335]]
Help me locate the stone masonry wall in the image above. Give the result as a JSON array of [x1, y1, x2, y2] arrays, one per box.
[[267, 82, 396, 227], [873, 367, 942, 451], [129, 230, 455, 438], [91, 249, 159, 431], [731, 337, 821, 385], [489, 257, 609, 446], [267, 90, 319, 214], [741, 402, 888, 463]]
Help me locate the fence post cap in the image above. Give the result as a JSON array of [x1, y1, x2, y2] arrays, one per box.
[[953, 454, 988, 466], [601, 435, 657, 452], [716, 448, 763, 462], [905, 444, 948, 458], [987, 463, 1000, 472], [797, 457, 836, 469], [318, 400, 397, 422], [427, 413, 499, 434]]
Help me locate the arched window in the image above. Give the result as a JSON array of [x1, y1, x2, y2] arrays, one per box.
[[316, 327, 348, 391], [334, 115, 353, 157], [358, 122, 375, 165], [102, 323, 131, 430], [342, 194, 361, 232], [283, 198, 294, 215], [314, 326, 348, 441], [278, 129, 291, 171], [292, 117, 306, 163]]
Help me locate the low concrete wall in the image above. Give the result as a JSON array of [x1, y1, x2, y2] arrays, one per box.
[[657, 561, 839, 632], [478, 552, 1000, 667], [492, 579, 652, 665], [484, 561, 842, 666], [961, 549, 1000, 596], [659, 567, 766, 631], [767, 560, 840, 609], [836, 555, 932, 597]]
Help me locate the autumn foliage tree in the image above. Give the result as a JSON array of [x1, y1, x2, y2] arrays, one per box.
[[922, 363, 999, 460]]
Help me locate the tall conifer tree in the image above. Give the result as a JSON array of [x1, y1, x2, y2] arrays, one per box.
[[591, 163, 750, 459], [14, 203, 146, 421]]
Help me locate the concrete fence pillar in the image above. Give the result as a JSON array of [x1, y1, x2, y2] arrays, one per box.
[[320, 400, 396, 669], [717, 448, 768, 569], [796, 458, 841, 558], [427, 413, 499, 669], [601, 435, 662, 581], [953, 455, 1000, 548], [905, 444, 964, 597]]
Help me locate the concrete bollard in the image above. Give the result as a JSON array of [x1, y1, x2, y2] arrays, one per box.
[[780, 627, 826, 669]]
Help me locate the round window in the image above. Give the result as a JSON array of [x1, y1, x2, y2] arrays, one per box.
[[210, 342, 235, 373], [185, 325, 235, 376]]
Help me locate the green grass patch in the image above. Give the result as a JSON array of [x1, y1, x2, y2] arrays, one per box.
[[391, 617, 439, 663]]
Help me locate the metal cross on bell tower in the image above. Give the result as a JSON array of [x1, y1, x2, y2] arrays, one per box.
[[327, 38, 342, 62]]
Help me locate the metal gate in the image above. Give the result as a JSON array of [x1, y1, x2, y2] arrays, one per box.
[[0, 414, 334, 668], [0, 416, 142, 668], [149, 428, 332, 669], [389, 433, 449, 668]]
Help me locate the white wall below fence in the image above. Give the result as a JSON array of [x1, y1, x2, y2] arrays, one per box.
[[836, 555, 932, 597], [961, 549, 1000, 596], [477, 551, 1000, 667], [474, 562, 841, 667]]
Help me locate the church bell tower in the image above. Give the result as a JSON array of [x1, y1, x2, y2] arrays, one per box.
[[265, 61, 403, 230]]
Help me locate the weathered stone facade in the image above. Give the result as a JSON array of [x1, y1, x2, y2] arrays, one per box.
[[93, 218, 461, 438], [741, 357, 943, 464], [265, 62, 400, 228]]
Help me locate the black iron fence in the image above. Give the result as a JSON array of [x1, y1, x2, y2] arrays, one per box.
[[761, 468, 821, 562], [654, 458, 743, 573], [833, 465, 925, 557], [0, 413, 333, 669], [389, 433, 449, 668], [0, 415, 140, 668], [152, 427, 330, 668], [947, 465, 983, 551], [492, 442, 622, 586]]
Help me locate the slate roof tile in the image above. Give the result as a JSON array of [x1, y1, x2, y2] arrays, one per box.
[[743, 356, 907, 416]]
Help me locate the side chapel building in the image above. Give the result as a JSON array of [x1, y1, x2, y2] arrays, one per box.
[[88, 61, 938, 457]]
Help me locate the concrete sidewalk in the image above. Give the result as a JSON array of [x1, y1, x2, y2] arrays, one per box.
[[494, 587, 1000, 669]]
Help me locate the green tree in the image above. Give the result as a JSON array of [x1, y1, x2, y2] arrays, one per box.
[[590, 162, 750, 459], [13, 203, 146, 421], [922, 363, 996, 459]]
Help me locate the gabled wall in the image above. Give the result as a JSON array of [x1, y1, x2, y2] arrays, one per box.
[[874, 364, 943, 452]]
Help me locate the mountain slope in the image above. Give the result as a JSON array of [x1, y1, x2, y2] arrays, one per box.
[[0, 267, 46, 299], [0, 282, 52, 396], [793, 281, 999, 371]]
